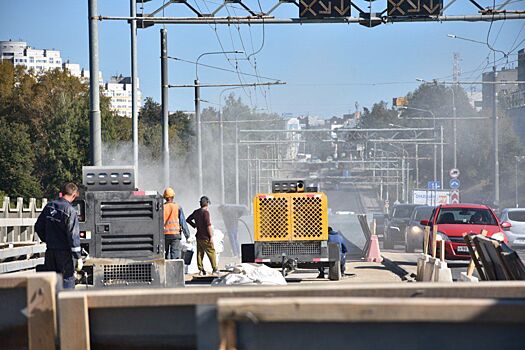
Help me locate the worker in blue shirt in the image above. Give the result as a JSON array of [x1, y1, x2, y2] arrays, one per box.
[[318, 226, 348, 278], [35, 182, 82, 289]]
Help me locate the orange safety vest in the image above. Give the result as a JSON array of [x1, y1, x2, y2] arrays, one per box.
[[164, 202, 181, 235]]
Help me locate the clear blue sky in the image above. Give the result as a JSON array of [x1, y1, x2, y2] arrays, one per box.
[[1, 0, 524, 117]]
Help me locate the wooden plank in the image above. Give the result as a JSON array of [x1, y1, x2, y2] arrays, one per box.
[[0, 274, 28, 289], [217, 297, 525, 323], [219, 320, 237, 350], [59, 293, 90, 350], [27, 273, 58, 350], [61, 282, 525, 310]]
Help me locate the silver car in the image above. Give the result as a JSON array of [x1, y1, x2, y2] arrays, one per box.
[[500, 208, 525, 248]]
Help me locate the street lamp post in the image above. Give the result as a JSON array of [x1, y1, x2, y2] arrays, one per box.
[[516, 156, 524, 208], [448, 33, 504, 207], [217, 87, 243, 204], [194, 50, 243, 196]]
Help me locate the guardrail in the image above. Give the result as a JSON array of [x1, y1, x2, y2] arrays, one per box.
[[0, 197, 47, 243], [0, 242, 46, 274]]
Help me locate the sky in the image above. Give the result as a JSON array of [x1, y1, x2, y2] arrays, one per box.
[[1, 0, 524, 118]]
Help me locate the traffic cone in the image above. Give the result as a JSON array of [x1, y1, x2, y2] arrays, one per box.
[[366, 235, 383, 263]]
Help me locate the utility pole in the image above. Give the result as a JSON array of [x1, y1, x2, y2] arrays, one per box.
[[401, 156, 405, 202], [130, 0, 139, 185], [493, 63, 500, 207], [452, 53, 460, 169], [195, 79, 202, 195], [161, 29, 169, 189], [515, 156, 520, 208], [440, 125, 444, 188], [88, 0, 101, 166]]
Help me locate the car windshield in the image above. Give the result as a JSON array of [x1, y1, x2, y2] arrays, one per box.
[[436, 208, 498, 225], [508, 210, 525, 222], [393, 206, 415, 218], [414, 207, 433, 220]]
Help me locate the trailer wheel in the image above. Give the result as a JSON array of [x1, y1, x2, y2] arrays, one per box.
[[328, 261, 341, 281]]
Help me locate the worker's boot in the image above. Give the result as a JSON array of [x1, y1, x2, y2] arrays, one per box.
[[198, 270, 206, 276]]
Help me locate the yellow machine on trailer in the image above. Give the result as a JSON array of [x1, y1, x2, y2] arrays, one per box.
[[241, 180, 342, 280]]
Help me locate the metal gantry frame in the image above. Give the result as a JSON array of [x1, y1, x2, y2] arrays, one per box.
[[87, 0, 524, 192], [234, 126, 441, 205]]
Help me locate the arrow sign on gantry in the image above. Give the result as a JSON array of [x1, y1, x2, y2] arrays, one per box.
[[299, 0, 351, 18]]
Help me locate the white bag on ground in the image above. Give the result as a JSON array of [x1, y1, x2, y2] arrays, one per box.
[[211, 263, 287, 286]]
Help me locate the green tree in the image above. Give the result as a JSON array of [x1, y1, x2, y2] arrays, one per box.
[[0, 119, 42, 198]]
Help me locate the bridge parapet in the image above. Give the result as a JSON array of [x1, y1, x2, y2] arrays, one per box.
[[0, 197, 48, 243]]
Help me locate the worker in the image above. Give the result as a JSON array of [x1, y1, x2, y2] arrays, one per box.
[[163, 187, 190, 260], [186, 196, 218, 276], [34, 182, 82, 289], [318, 226, 348, 279], [218, 204, 248, 257]]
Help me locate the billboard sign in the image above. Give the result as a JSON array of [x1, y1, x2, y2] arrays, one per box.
[[413, 190, 450, 205]]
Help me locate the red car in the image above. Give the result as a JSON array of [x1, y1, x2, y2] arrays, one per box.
[[421, 204, 510, 260]]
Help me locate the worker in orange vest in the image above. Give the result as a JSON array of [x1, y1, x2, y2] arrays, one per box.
[[163, 187, 190, 259]]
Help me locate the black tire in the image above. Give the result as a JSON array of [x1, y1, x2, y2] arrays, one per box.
[[328, 261, 341, 281], [383, 231, 394, 249]]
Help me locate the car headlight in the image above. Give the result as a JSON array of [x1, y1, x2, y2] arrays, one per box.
[[491, 232, 506, 242], [436, 231, 450, 241], [410, 226, 423, 235]]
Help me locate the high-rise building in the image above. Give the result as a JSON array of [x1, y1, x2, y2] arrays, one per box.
[[0, 40, 62, 72], [102, 75, 142, 118], [482, 67, 518, 111], [1, 39, 140, 118]]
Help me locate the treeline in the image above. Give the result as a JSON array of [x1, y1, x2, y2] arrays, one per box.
[[357, 83, 524, 207], [0, 62, 193, 199]]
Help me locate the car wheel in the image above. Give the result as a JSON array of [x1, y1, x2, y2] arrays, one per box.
[[383, 231, 394, 249]]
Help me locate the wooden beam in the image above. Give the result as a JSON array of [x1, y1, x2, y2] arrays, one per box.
[[217, 297, 525, 323], [59, 293, 90, 350], [27, 273, 58, 350]]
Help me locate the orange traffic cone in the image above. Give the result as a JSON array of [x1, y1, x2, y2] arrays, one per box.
[[366, 235, 383, 263]]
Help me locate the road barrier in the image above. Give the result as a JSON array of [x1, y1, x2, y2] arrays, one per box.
[[0, 197, 47, 243], [4, 273, 525, 349], [416, 226, 452, 282], [0, 242, 46, 274], [465, 234, 525, 281], [0, 272, 59, 350], [218, 297, 525, 350]]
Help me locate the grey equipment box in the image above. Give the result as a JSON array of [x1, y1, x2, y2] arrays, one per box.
[[74, 166, 184, 288], [78, 190, 164, 260], [87, 258, 185, 288]]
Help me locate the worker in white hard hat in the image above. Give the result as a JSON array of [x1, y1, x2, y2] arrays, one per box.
[[163, 187, 190, 259]]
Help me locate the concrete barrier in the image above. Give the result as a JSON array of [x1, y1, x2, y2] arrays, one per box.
[[0, 197, 47, 243], [0, 272, 60, 350], [218, 297, 525, 350], [57, 282, 525, 349]]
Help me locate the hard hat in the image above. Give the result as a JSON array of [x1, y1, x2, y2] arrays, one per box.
[[163, 187, 175, 199]]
